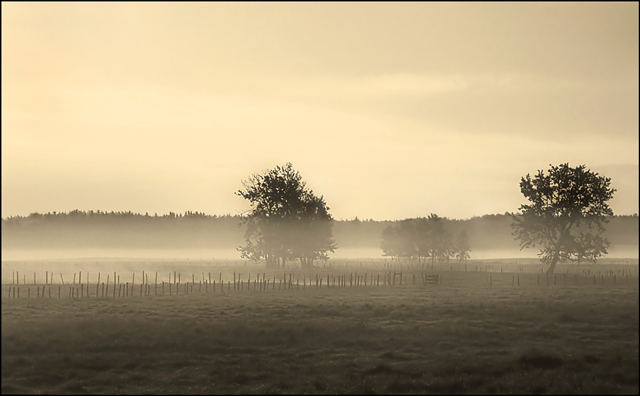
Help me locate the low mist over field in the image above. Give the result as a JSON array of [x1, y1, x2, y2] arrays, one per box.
[[2, 211, 638, 262]]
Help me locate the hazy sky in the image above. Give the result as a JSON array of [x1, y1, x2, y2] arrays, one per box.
[[2, 3, 638, 220]]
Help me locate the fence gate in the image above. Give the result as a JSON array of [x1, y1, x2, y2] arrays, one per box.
[[422, 273, 440, 286]]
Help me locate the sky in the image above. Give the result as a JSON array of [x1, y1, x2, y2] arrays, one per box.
[[2, 3, 638, 221]]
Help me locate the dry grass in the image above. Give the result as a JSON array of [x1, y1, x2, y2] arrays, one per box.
[[2, 266, 638, 394]]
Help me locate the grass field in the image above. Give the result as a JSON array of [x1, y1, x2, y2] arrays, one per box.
[[2, 262, 638, 394]]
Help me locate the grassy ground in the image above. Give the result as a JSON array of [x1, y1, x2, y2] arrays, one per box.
[[2, 266, 638, 394]]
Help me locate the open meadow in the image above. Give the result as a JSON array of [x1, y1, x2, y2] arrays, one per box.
[[2, 259, 639, 394]]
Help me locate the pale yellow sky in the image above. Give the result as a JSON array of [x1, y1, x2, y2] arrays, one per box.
[[2, 3, 638, 220]]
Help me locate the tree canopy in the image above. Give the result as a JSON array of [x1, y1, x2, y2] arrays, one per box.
[[236, 163, 337, 268], [511, 163, 616, 274], [453, 230, 471, 263], [380, 214, 463, 267]]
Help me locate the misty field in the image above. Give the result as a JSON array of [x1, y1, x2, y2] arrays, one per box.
[[2, 261, 638, 395]]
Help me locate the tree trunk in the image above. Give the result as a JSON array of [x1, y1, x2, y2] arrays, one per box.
[[546, 250, 560, 275]]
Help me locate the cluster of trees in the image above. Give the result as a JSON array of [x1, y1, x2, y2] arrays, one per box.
[[236, 163, 336, 269], [380, 214, 471, 265]]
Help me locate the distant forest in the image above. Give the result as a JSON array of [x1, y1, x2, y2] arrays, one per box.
[[2, 210, 638, 251]]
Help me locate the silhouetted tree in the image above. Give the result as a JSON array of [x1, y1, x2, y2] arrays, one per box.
[[380, 214, 452, 266], [511, 163, 616, 274], [380, 224, 398, 260], [453, 230, 471, 263], [423, 214, 452, 267], [381, 220, 417, 260], [236, 163, 337, 269]]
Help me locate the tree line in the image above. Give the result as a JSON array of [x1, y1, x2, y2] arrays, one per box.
[[4, 212, 636, 251], [2, 210, 239, 226]]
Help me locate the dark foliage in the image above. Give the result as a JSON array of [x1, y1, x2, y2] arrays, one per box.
[[380, 214, 462, 266], [235, 163, 337, 268], [511, 163, 616, 274]]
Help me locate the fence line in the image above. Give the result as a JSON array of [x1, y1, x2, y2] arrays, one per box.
[[3, 267, 637, 302]]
